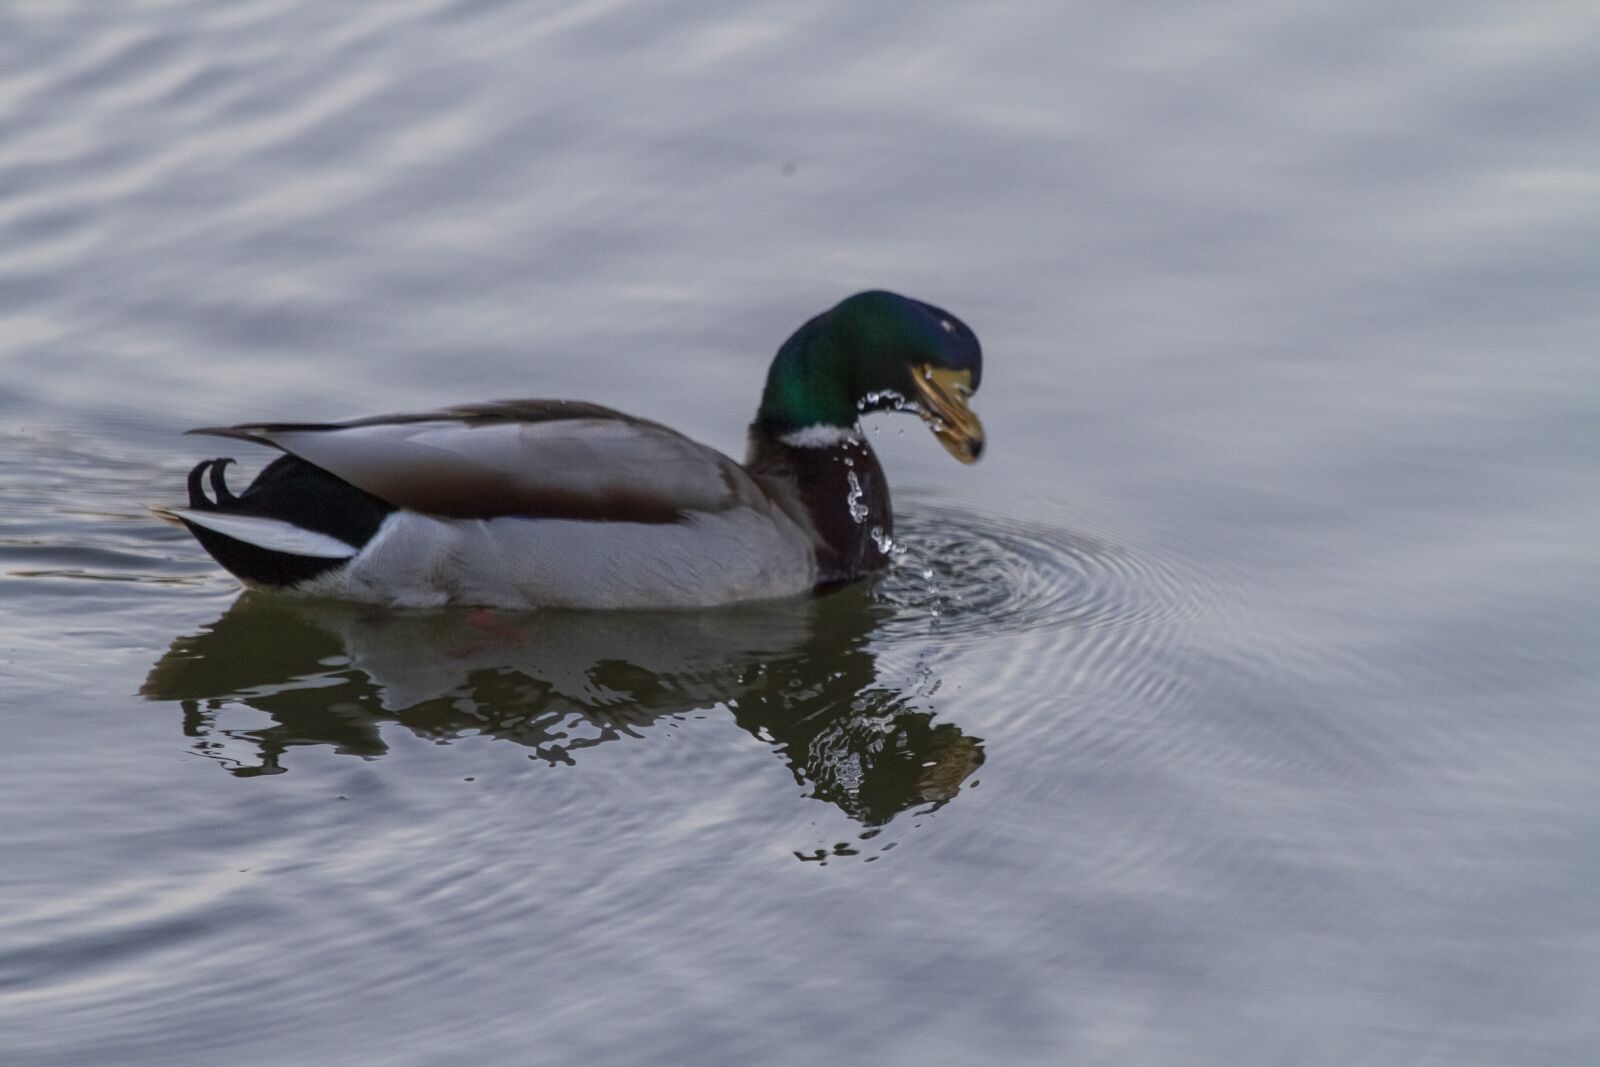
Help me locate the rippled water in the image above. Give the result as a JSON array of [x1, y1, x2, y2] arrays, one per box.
[[4, 2, 1599, 1064]]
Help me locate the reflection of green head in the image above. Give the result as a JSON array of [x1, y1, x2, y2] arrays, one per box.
[[756, 290, 984, 434]]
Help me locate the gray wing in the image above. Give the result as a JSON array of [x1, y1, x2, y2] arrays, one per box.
[[188, 400, 759, 522]]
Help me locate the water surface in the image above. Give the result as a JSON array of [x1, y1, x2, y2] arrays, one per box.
[[3, 2, 1598, 1064]]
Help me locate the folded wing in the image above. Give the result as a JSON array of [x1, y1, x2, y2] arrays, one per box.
[[188, 400, 754, 523]]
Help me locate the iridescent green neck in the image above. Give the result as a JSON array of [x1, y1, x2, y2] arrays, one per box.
[[754, 315, 862, 434]]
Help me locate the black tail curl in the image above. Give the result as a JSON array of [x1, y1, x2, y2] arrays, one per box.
[[186, 458, 238, 509], [175, 453, 394, 588]]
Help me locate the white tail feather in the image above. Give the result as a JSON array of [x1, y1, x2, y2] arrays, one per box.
[[164, 507, 358, 559]]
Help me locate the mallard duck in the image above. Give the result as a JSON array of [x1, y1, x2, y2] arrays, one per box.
[[159, 290, 984, 609]]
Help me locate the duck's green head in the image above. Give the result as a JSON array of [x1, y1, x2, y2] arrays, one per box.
[[757, 290, 985, 463]]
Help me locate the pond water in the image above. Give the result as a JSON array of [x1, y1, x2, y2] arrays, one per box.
[[3, 2, 1598, 1064]]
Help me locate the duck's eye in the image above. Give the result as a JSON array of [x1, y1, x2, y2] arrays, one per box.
[[940, 319, 957, 335]]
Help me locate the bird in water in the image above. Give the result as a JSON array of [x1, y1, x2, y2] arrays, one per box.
[[158, 290, 984, 609]]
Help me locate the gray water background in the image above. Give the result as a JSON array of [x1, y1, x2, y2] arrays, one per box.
[[2, 2, 1598, 1064]]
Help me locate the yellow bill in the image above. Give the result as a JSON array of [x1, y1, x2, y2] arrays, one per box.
[[910, 365, 984, 464]]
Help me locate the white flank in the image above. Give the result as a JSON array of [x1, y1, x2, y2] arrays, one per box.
[[291, 508, 818, 610], [165, 507, 358, 559], [780, 424, 863, 449]]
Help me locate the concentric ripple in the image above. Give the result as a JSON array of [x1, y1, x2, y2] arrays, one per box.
[[862, 499, 1216, 744], [873, 503, 1203, 645]]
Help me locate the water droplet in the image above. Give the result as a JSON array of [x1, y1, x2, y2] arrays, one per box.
[[845, 470, 868, 523], [861, 389, 909, 411], [869, 525, 904, 558]]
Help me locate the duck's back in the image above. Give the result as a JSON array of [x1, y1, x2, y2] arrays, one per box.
[[169, 401, 820, 609]]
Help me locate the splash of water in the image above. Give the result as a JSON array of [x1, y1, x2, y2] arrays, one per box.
[[845, 470, 868, 524], [869, 525, 905, 559]]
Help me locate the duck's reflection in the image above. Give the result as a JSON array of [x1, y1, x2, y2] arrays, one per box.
[[143, 590, 982, 826]]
